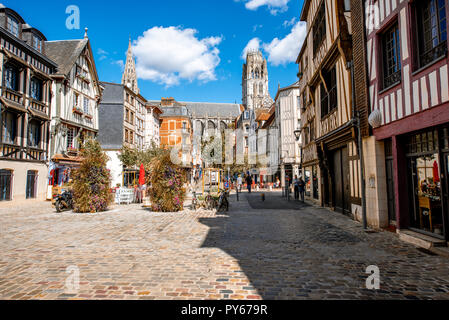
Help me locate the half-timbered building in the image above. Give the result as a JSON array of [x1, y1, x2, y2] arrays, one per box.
[[366, 0, 449, 243], [0, 5, 57, 202], [298, 0, 363, 216]]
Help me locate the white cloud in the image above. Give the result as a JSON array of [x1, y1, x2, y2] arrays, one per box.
[[132, 26, 222, 87], [113, 60, 124, 71], [241, 21, 306, 66], [253, 24, 263, 32], [236, 0, 290, 15], [241, 38, 261, 60], [283, 17, 296, 28], [263, 21, 306, 66]]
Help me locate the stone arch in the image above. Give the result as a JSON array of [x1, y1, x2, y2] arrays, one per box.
[[208, 120, 216, 130], [196, 120, 204, 135], [220, 121, 227, 131]]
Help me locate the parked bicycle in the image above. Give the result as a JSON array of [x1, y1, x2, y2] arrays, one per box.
[[217, 189, 229, 212]]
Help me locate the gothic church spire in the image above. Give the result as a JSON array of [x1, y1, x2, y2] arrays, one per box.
[[122, 38, 139, 94]]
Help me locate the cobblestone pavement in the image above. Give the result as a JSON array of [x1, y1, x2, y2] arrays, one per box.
[[1, 193, 449, 300]]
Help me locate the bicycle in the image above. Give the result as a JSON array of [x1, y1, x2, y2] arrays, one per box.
[[217, 189, 229, 212]]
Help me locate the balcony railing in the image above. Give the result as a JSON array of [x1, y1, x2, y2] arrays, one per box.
[[25, 147, 46, 161], [419, 42, 448, 69], [29, 98, 48, 114], [3, 87, 24, 104], [0, 143, 22, 160]]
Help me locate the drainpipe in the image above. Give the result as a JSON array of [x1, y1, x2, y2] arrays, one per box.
[[349, 60, 367, 230]]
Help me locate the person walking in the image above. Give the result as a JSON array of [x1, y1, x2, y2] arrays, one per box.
[[298, 177, 306, 203], [237, 175, 243, 192], [293, 175, 300, 200], [246, 173, 253, 193]]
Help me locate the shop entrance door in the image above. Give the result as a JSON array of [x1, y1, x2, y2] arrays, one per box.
[[441, 154, 449, 240], [331, 147, 350, 215]]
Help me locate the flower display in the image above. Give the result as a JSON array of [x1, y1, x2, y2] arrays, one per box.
[[72, 139, 113, 213]]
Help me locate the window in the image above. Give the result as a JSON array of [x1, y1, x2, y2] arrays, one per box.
[[320, 67, 337, 118], [73, 93, 79, 107], [313, 3, 326, 55], [7, 15, 19, 37], [66, 127, 77, 149], [310, 120, 315, 141], [3, 112, 17, 144], [416, 0, 447, 68], [259, 83, 263, 95], [4, 65, 19, 91], [83, 97, 89, 114], [0, 169, 13, 201], [125, 129, 129, 143], [28, 120, 41, 148], [382, 24, 402, 89], [30, 78, 43, 101], [26, 170, 37, 199], [32, 35, 42, 52]]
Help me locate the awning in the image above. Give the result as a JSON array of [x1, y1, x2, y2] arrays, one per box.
[[52, 154, 84, 165], [28, 107, 50, 121], [0, 97, 27, 113]]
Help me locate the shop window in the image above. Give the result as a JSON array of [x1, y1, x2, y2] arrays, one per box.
[[2, 112, 17, 144], [123, 170, 139, 188], [28, 120, 41, 148], [313, 2, 326, 55], [26, 170, 37, 199], [381, 23, 402, 89], [415, 0, 447, 69], [0, 169, 13, 201], [305, 169, 312, 197]]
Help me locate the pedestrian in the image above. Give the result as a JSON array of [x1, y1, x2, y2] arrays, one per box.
[[237, 175, 243, 192], [246, 173, 253, 193], [298, 177, 306, 203], [293, 175, 300, 200]]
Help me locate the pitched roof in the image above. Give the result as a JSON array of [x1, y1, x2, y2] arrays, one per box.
[[148, 100, 241, 119], [45, 39, 88, 76]]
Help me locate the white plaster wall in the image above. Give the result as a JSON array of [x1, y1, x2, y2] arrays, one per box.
[[106, 151, 123, 187], [0, 161, 48, 203]]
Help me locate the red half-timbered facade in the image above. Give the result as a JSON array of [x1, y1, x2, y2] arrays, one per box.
[[366, 0, 449, 242]]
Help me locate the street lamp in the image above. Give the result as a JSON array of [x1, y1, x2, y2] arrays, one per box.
[[293, 129, 301, 141]]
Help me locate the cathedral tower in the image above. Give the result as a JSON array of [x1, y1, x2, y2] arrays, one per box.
[[122, 38, 139, 94], [242, 50, 273, 110]]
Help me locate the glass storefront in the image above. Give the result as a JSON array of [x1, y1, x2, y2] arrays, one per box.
[[406, 128, 448, 238], [305, 168, 311, 197], [312, 165, 319, 200]]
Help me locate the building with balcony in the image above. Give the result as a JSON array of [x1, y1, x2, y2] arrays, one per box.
[[0, 5, 57, 202], [45, 30, 103, 193]]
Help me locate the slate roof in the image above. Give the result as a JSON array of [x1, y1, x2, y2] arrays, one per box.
[[100, 82, 124, 104], [45, 39, 88, 76], [149, 100, 241, 119]]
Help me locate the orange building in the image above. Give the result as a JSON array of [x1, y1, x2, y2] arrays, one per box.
[[157, 98, 193, 167]]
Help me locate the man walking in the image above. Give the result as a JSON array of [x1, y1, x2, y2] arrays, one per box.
[[246, 173, 253, 193], [298, 177, 306, 203], [237, 175, 243, 192], [293, 175, 300, 200]]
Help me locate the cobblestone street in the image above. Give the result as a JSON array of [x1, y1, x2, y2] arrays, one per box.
[[1, 192, 449, 300]]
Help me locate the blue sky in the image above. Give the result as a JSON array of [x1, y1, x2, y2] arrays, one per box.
[[10, 0, 305, 103]]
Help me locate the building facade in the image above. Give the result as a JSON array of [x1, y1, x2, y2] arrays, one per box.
[[366, 0, 449, 241], [298, 0, 363, 216], [274, 82, 301, 188], [0, 5, 57, 203], [98, 40, 147, 187], [145, 103, 162, 148], [45, 32, 102, 194]]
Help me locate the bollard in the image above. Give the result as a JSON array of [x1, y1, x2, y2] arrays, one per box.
[[236, 187, 239, 202], [287, 186, 290, 201]]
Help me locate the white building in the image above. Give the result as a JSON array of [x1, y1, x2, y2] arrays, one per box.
[[274, 81, 301, 186], [145, 104, 162, 148], [46, 31, 102, 193]]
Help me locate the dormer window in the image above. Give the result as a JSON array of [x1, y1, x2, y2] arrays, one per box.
[[7, 16, 19, 37], [32, 35, 42, 52]]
